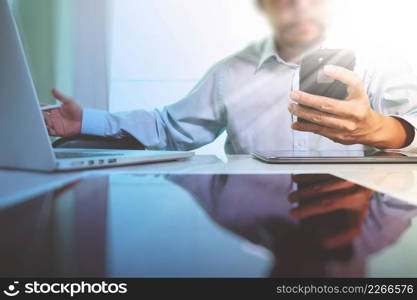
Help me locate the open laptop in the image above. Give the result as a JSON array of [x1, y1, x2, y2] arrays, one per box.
[[252, 150, 417, 164], [0, 0, 193, 172]]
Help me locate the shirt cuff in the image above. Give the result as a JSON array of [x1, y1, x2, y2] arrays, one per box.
[[81, 108, 110, 136], [392, 115, 417, 152]]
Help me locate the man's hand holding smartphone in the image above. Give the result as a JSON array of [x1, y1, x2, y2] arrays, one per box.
[[288, 64, 415, 150]]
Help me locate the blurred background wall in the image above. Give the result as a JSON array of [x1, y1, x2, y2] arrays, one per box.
[[10, 0, 108, 110], [11, 0, 74, 104]]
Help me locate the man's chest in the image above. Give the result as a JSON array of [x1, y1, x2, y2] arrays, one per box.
[[220, 64, 363, 152]]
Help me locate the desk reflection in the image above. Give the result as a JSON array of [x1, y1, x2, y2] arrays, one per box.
[[1, 174, 416, 278]]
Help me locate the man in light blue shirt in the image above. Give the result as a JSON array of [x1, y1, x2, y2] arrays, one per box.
[[43, 0, 417, 154]]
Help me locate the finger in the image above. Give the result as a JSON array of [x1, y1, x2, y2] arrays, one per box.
[[290, 188, 369, 220], [43, 112, 61, 136], [48, 112, 66, 135], [290, 194, 347, 219], [291, 121, 355, 145], [323, 223, 361, 249], [323, 65, 365, 98], [288, 103, 355, 130], [289, 180, 356, 203], [290, 91, 352, 117], [48, 109, 62, 118], [291, 174, 336, 185], [292, 121, 337, 136], [44, 118, 52, 130], [43, 112, 53, 125], [47, 126, 57, 137], [51, 88, 72, 104]]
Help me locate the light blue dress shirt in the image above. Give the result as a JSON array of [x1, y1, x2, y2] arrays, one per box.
[[82, 38, 417, 154]]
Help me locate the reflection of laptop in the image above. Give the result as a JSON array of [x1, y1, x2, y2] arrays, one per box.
[[0, 1, 193, 172], [252, 150, 417, 164]]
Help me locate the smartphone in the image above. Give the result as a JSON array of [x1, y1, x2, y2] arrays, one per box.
[[298, 49, 356, 122]]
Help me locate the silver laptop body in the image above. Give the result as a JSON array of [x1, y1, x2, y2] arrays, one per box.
[[0, 0, 193, 172]]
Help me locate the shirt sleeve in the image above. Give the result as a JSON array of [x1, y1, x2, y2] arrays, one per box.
[[81, 109, 110, 136], [80, 61, 228, 151], [366, 59, 417, 152]]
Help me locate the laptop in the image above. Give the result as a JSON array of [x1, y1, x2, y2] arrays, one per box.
[[0, 0, 193, 172], [252, 150, 417, 164]]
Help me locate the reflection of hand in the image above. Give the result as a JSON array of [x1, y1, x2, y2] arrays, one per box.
[[289, 174, 373, 249]]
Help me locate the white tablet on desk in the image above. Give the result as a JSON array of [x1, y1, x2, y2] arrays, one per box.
[[251, 150, 417, 164]]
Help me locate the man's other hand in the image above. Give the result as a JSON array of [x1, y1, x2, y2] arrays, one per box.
[[41, 89, 82, 137]]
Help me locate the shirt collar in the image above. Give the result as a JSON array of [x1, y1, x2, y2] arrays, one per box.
[[256, 37, 300, 71], [256, 38, 278, 70]]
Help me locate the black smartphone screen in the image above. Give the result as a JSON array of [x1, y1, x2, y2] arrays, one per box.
[[298, 49, 356, 122]]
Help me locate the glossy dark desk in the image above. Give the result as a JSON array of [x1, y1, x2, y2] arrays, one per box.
[[1, 172, 416, 278]]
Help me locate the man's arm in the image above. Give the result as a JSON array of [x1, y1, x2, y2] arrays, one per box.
[[43, 62, 227, 151]]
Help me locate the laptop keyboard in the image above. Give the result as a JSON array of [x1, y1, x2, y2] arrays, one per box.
[[55, 152, 122, 159]]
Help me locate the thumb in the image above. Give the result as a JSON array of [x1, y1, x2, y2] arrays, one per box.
[[51, 88, 73, 104]]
